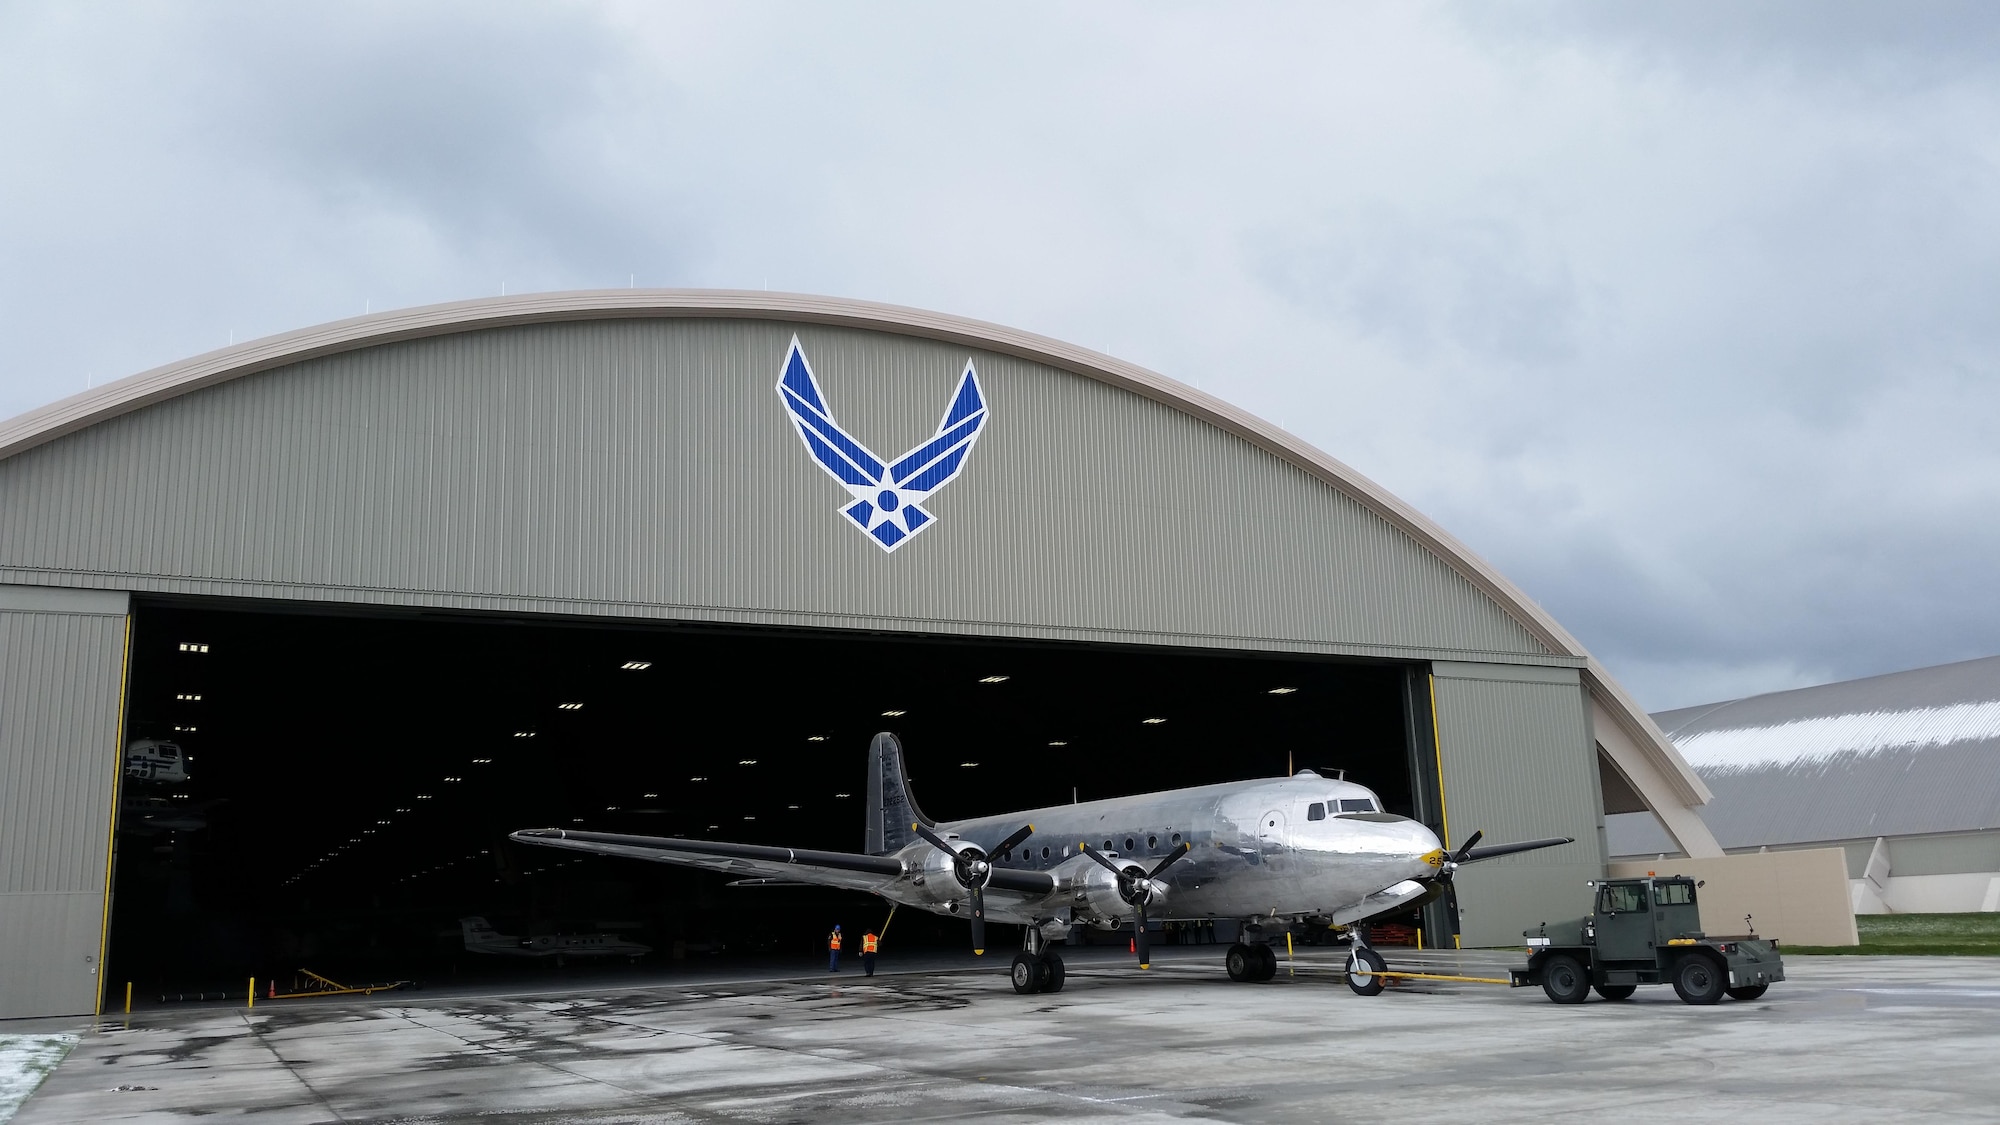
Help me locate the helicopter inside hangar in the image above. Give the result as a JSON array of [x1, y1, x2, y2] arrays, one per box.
[[108, 599, 1428, 990]]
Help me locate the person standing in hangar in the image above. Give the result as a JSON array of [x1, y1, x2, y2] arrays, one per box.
[[862, 929, 879, 976], [828, 924, 843, 972]]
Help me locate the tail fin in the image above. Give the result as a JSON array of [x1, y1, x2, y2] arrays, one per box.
[[460, 917, 500, 947], [865, 732, 932, 855]]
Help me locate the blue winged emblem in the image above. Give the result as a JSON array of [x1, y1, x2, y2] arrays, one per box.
[[775, 338, 989, 552]]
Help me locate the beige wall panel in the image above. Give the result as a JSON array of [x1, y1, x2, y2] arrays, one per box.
[[1610, 849, 1858, 947]]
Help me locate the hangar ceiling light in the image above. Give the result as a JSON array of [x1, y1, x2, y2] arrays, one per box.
[[738, 759, 758, 766], [834, 792, 851, 799], [513, 731, 536, 738], [960, 761, 979, 768], [471, 758, 492, 764], [1048, 741, 1068, 746], [175, 693, 202, 701], [643, 792, 658, 798], [1267, 686, 1298, 695], [177, 642, 210, 653], [1142, 717, 1167, 725], [882, 709, 906, 717], [690, 776, 707, 782], [979, 675, 1010, 683], [558, 702, 584, 711], [806, 735, 827, 742], [621, 661, 652, 670]]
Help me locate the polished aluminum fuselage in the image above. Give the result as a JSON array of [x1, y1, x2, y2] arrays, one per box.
[[884, 773, 1445, 927]]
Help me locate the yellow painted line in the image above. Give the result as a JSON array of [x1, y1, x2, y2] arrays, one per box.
[[94, 613, 134, 1017]]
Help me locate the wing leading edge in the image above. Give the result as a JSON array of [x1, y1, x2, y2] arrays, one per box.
[[510, 827, 1059, 898]]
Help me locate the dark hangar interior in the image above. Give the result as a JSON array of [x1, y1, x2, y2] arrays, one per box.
[[110, 599, 1420, 992]]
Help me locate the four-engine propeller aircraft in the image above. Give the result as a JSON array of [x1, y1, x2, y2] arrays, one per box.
[[511, 733, 1570, 993]]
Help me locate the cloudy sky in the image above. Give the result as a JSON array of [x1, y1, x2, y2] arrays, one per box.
[[4, 2, 1996, 711]]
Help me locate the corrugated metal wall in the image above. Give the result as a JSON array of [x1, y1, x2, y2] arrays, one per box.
[[0, 319, 1549, 663], [0, 586, 129, 1018], [1430, 662, 1605, 946]]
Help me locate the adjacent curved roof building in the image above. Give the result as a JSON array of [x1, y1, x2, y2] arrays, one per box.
[[1610, 655, 2000, 913], [0, 291, 1719, 1016]]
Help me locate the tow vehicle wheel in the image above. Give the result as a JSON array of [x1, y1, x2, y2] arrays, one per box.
[[1593, 984, 1636, 1001], [1010, 952, 1042, 994], [1541, 954, 1590, 1004], [1725, 983, 1768, 1002], [1345, 947, 1387, 996], [1672, 955, 1725, 1005], [1039, 950, 1066, 994], [1226, 943, 1258, 982]]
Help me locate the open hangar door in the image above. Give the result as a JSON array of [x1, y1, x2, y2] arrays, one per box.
[[107, 599, 1439, 998]]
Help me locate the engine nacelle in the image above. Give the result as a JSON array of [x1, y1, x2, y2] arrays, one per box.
[[907, 838, 983, 908], [1071, 858, 1165, 924]]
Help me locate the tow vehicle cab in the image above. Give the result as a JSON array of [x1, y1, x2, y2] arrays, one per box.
[[1512, 875, 1786, 1005]]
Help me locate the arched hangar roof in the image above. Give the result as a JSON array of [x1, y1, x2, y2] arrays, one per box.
[[0, 290, 1713, 827]]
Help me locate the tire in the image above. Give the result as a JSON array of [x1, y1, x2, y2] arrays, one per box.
[[1040, 951, 1066, 994], [1593, 984, 1637, 1001], [1672, 955, 1725, 1005], [1254, 943, 1280, 982], [1726, 983, 1768, 1002], [1346, 947, 1387, 996], [1226, 943, 1257, 982], [1541, 954, 1590, 1004], [1010, 952, 1041, 995]]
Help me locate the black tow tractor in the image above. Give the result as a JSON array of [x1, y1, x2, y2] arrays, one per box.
[[1513, 875, 1785, 1004]]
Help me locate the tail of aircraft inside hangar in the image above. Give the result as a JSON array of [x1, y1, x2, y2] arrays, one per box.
[[106, 597, 1440, 997]]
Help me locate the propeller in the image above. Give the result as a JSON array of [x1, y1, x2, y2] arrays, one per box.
[[1080, 840, 1192, 968], [911, 821, 1035, 955]]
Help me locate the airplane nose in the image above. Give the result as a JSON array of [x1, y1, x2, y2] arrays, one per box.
[[1412, 824, 1446, 873]]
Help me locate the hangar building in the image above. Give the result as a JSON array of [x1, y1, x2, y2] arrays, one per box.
[[0, 292, 1723, 1018], [1610, 655, 2000, 914]]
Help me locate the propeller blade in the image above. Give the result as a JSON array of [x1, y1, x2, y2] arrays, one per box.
[[992, 823, 1035, 857], [1460, 836, 1573, 863], [1148, 840, 1192, 878], [1079, 842, 1126, 876], [1450, 830, 1485, 864], [912, 822, 955, 856], [1134, 901, 1151, 968], [969, 885, 986, 955]]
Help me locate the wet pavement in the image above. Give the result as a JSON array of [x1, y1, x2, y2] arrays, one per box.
[[10, 950, 2000, 1123]]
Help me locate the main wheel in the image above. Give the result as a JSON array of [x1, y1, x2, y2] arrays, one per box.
[[1725, 982, 1767, 1002], [1039, 950, 1066, 994], [1254, 943, 1279, 982], [1593, 983, 1636, 1001], [1226, 943, 1257, 982], [1540, 954, 1590, 1004], [1346, 947, 1387, 996], [1672, 955, 1725, 1005], [1010, 952, 1042, 995]]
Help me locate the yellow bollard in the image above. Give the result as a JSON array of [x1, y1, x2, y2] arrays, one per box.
[[124, 981, 132, 1015], [1286, 933, 1294, 975], [248, 977, 255, 1009]]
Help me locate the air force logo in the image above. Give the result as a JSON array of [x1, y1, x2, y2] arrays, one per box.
[[776, 338, 988, 552]]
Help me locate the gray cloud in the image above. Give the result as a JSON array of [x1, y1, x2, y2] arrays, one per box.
[[4, 2, 1998, 710]]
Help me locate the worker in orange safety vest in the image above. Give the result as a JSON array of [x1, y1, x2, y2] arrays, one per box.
[[861, 930, 879, 976], [827, 924, 843, 972]]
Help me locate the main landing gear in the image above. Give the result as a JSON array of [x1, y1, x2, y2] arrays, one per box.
[[1011, 923, 1066, 994], [1225, 942, 1278, 982]]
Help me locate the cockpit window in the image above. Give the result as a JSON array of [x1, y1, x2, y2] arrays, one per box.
[[1306, 802, 1326, 821], [1598, 884, 1647, 913], [1337, 798, 1375, 813]]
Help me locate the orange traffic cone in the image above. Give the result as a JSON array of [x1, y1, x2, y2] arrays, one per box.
[[1129, 937, 1135, 953]]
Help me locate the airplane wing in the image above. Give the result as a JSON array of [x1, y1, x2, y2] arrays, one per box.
[[510, 827, 911, 896]]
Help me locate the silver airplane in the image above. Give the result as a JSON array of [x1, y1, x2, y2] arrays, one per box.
[[511, 733, 1569, 993]]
